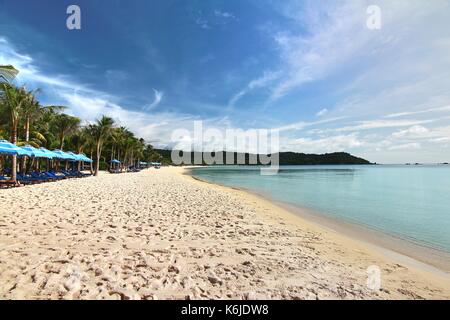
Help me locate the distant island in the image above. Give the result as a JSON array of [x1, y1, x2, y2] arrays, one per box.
[[153, 150, 372, 166]]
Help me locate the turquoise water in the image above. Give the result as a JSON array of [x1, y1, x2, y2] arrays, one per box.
[[190, 165, 450, 252]]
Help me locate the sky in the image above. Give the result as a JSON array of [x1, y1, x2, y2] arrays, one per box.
[[0, 0, 450, 163]]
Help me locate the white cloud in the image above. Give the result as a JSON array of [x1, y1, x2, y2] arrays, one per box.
[[214, 10, 235, 19], [280, 133, 364, 154], [335, 119, 435, 132], [266, 0, 449, 103], [385, 105, 450, 118], [390, 125, 450, 143], [228, 71, 280, 107], [316, 108, 328, 117], [195, 17, 210, 30], [391, 125, 429, 138], [0, 37, 101, 95], [143, 89, 163, 111], [388, 143, 421, 151], [275, 116, 347, 133]]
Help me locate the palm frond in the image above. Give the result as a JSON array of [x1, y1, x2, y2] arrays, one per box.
[[31, 131, 47, 143], [0, 65, 19, 83]]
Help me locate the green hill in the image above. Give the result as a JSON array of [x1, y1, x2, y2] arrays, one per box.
[[154, 150, 372, 165]]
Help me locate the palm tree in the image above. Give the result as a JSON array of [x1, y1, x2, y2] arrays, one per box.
[[0, 84, 28, 182], [109, 127, 122, 163], [91, 116, 115, 176], [21, 90, 44, 143], [52, 113, 81, 150]]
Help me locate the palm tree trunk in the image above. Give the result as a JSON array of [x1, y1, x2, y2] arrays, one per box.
[[94, 143, 101, 176], [10, 126, 17, 183], [60, 133, 65, 150], [89, 150, 94, 174], [25, 117, 30, 142], [22, 117, 30, 173]]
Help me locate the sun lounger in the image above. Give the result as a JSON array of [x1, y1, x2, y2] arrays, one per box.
[[17, 174, 38, 184], [44, 172, 65, 180], [61, 170, 78, 178], [30, 172, 52, 182]]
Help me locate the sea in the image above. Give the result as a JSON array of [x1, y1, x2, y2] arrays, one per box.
[[189, 165, 450, 252]]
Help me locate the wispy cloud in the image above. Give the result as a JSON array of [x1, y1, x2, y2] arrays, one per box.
[[316, 108, 328, 117], [143, 89, 164, 111], [275, 116, 347, 133], [195, 9, 237, 30], [214, 10, 235, 19], [195, 17, 211, 30], [385, 105, 450, 118], [228, 71, 280, 107], [334, 119, 436, 132], [0, 37, 94, 93]]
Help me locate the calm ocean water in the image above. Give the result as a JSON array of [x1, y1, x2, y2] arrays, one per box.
[[190, 165, 450, 252]]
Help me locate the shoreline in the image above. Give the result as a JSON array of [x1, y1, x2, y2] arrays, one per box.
[[183, 167, 450, 278]]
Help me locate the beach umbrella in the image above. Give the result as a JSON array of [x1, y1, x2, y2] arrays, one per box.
[[52, 149, 77, 161], [111, 159, 121, 164], [38, 147, 58, 159], [78, 153, 93, 163], [66, 151, 84, 162], [20, 145, 49, 158], [0, 140, 32, 156]]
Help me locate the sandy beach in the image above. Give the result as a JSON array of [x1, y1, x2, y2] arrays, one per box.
[[0, 167, 449, 300]]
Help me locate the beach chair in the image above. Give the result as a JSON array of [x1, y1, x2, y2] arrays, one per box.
[[61, 169, 78, 178], [43, 171, 65, 180], [17, 173, 37, 184], [30, 172, 51, 182], [50, 171, 69, 179], [75, 170, 91, 177]]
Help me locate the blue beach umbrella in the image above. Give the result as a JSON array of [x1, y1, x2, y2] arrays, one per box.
[[20, 145, 49, 158], [78, 153, 93, 163], [0, 140, 32, 156], [66, 152, 93, 163], [66, 151, 84, 162], [52, 149, 77, 161], [38, 147, 58, 159], [110, 159, 121, 164]]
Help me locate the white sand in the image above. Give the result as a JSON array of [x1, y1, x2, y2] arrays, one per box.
[[0, 167, 449, 300]]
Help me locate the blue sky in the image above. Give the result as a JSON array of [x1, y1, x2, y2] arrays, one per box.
[[1, 0, 450, 163]]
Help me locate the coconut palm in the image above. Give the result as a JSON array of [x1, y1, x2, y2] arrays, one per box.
[[90, 116, 115, 176], [0, 84, 28, 182], [52, 113, 81, 150], [21, 90, 42, 142]]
